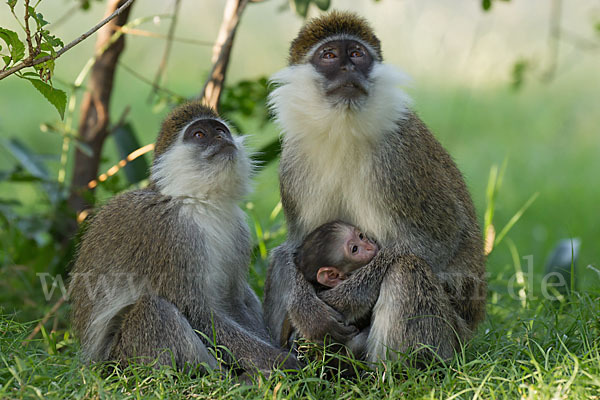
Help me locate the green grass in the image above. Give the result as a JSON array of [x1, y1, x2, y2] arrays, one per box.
[[2, 288, 599, 399]]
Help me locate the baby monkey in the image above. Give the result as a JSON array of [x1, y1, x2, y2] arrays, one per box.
[[295, 221, 378, 291], [280, 220, 379, 358]]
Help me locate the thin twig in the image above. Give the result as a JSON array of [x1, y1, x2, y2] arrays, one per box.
[[201, 0, 250, 110], [560, 28, 599, 51], [49, 2, 81, 29], [23, 297, 65, 344], [0, 0, 135, 80], [114, 26, 213, 46], [542, 0, 562, 82], [148, 0, 181, 102], [23, 0, 35, 58], [118, 61, 185, 100], [86, 143, 155, 189], [111, 105, 131, 135]]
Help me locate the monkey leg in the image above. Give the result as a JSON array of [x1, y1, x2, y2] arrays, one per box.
[[109, 294, 217, 371], [367, 254, 468, 364]]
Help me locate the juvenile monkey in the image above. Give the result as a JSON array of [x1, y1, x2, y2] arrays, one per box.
[[295, 220, 378, 291], [70, 102, 296, 374], [264, 11, 486, 363], [281, 220, 379, 357]]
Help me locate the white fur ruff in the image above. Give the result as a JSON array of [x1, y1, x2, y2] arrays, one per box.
[[181, 202, 249, 308], [268, 63, 412, 242], [151, 131, 252, 204], [151, 126, 253, 306]]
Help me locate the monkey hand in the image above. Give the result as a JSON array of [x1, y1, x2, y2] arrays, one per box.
[[249, 352, 299, 381], [241, 352, 298, 382], [293, 301, 359, 343], [275, 351, 300, 371]]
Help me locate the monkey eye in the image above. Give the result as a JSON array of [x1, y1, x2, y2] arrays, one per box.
[[350, 49, 364, 58], [322, 51, 336, 59], [193, 131, 205, 138], [351, 245, 358, 254], [358, 232, 364, 240], [216, 127, 227, 135]]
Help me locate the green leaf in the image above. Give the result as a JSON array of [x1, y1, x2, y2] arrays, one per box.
[[21, 71, 38, 78], [293, 0, 310, 17], [33, 52, 55, 77], [252, 138, 281, 168], [23, 77, 67, 119], [494, 192, 539, 247], [0, 27, 25, 64], [7, 0, 17, 12], [312, 0, 330, 11], [0, 138, 49, 180], [42, 30, 64, 48], [595, 22, 600, 34], [30, 9, 50, 29], [482, 0, 491, 11], [511, 59, 529, 90], [74, 140, 93, 158]]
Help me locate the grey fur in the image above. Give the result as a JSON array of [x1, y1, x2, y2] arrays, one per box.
[[264, 103, 486, 362], [70, 113, 296, 374]]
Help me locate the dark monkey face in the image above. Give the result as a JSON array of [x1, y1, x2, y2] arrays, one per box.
[[183, 119, 237, 161], [310, 40, 374, 105]]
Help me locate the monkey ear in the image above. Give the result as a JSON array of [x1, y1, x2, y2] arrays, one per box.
[[316, 266, 346, 288]]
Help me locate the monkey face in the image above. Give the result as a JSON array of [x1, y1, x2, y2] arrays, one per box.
[[343, 227, 378, 268], [310, 40, 374, 105], [183, 118, 237, 161]]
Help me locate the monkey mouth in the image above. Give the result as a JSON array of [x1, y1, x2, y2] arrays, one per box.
[[207, 143, 236, 161], [326, 80, 368, 99]]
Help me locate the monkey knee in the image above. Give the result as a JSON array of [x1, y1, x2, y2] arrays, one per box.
[[370, 256, 468, 363], [111, 295, 216, 371]]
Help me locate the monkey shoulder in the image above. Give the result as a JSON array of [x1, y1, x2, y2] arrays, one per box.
[[75, 188, 190, 274], [87, 188, 180, 238], [382, 112, 458, 176], [372, 112, 477, 243]]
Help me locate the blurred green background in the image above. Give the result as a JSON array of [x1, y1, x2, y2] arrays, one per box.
[[0, 0, 599, 319]]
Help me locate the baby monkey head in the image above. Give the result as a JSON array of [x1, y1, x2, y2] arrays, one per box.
[[327, 222, 378, 280], [295, 220, 379, 289]]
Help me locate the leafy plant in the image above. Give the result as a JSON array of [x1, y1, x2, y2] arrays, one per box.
[[1, 0, 66, 118], [481, 0, 511, 12], [291, 0, 331, 18]]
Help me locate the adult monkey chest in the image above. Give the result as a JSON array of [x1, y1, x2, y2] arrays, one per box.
[[280, 134, 390, 244]]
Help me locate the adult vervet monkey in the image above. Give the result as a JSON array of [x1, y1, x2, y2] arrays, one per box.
[[70, 102, 296, 375], [263, 11, 486, 362]]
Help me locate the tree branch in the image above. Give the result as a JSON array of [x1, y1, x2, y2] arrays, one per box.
[[22, 297, 65, 344], [0, 0, 135, 81], [148, 0, 181, 101], [67, 0, 135, 218], [201, 0, 250, 110], [23, 0, 36, 59]]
